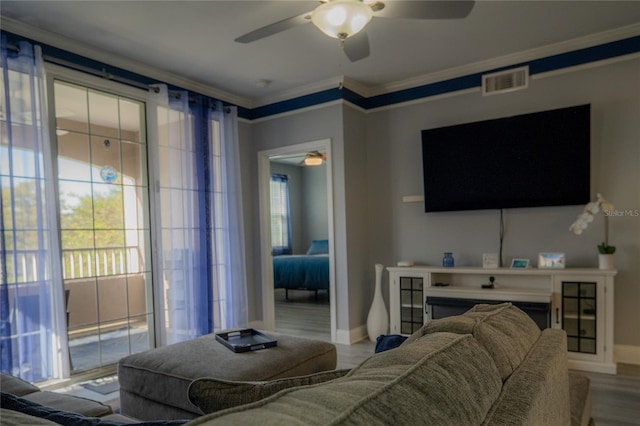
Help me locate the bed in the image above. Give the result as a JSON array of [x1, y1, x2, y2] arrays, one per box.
[[273, 240, 329, 299]]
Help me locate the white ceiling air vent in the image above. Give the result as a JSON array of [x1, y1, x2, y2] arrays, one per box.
[[482, 66, 529, 96]]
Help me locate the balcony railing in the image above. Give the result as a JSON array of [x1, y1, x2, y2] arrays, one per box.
[[61, 247, 143, 279], [4, 246, 144, 283]]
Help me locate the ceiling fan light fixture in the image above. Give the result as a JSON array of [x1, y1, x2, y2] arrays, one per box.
[[303, 152, 325, 166], [311, 0, 373, 40]]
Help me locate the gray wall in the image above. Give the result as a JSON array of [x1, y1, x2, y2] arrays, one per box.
[[302, 163, 329, 247], [245, 57, 639, 347], [364, 58, 640, 346]]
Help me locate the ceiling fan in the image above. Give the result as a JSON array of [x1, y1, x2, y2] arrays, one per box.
[[235, 0, 475, 62]]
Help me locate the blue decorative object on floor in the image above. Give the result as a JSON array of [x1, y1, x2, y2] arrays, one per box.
[[374, 334, 408, 353]]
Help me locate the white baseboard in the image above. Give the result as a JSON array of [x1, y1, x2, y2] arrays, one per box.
[[336, 325, 369, 345], [615, 344, 640, 365]]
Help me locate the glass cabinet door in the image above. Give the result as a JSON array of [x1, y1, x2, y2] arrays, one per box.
[[400, 276, 424, 334], [562, 281, 597, 354]]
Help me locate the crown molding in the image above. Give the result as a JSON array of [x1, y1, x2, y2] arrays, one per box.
[[250, 99, 343, 124], [366, 23, 640, 97], [1, 16, 253, 108], [251, 74, 370, 108], [3, 16, 639, 112], [251, 22, 640, 104], [251, 76, 342, 108]]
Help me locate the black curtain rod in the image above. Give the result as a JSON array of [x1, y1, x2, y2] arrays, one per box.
[[7, 41, 159, 93], [5, 42, 231, 111]]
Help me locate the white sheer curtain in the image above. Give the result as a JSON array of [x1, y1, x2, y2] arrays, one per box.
[[0, 39, 65, 382], [148, 85, 202, 344], [210, 103, 247, 329], [147, 86, 247, 345]]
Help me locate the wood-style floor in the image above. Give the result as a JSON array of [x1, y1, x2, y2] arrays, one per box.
[[275, 288, 376, 369], [275, 289, 640, 424]]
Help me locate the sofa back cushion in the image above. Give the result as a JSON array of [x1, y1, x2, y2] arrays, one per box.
[[0, 372, 40, 396], [402, 302, 541, 380], [482, 328, 571, 426], [185, 332, 503, 426]]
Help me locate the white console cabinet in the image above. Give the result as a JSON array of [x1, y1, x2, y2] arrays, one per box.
[[387, 266, 617, 374]]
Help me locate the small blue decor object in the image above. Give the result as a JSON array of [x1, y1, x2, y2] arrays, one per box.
[[100, 165, 117, 183], [442, 252, 455, 268]]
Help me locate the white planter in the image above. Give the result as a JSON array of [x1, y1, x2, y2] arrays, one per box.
[[598, 254, 615, 270], [367, 263, 389, 342]]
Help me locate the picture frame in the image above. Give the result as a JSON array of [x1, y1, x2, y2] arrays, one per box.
[[538, 252, 566, 269], [510, 258, 530, 269], [482, 253, 499, 269]]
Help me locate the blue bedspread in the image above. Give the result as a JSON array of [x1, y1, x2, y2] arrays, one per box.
[[273, 254, 329, 290]]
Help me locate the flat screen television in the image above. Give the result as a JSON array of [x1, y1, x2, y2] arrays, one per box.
[[421, 104, 590, 213]]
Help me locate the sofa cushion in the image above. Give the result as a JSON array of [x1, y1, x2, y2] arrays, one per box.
[[0, 372, 41, 396], [23, 391, 113, 418], [403, 302, 541, 380], [189, 369, 351, 414], [481, 328, 571, 426], [185, 332, 503, 426], [1, 392, 189, 426], [0, 408, 59, 425]]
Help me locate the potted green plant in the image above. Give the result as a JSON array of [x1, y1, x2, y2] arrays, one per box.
[[569, 193, 616, 269]]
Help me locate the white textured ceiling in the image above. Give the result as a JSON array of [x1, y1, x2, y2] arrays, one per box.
[[2, 1, 639, 108]]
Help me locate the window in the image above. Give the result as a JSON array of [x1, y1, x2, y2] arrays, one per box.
[[1, 40, 247, 382], [270, 174, 292, 256]]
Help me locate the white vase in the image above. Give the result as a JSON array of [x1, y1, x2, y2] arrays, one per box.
[[367, 263, 389, 342], [598, 254, 615, 270]]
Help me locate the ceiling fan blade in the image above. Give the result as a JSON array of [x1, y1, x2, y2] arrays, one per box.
[[235, 12, 312, 43], [373, 1, 475, 20], [343, 30, 370, 62]]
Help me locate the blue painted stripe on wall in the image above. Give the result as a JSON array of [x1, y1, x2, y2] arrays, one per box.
[[3, 30, 638, 120], [363, 74, 482, 110], [249, 87, 344, 120], [263, 35, 640, 115], [529, 35, 640, 75], [341, 87, 368, 109]]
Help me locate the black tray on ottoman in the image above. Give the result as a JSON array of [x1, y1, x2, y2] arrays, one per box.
[[215, 329, 277, 353]]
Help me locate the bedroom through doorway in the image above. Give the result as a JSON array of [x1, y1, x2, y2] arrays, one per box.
[[258, 140, 336, 343]]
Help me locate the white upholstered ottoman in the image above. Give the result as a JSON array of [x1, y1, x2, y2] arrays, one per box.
[[117, 331, 337, 420]]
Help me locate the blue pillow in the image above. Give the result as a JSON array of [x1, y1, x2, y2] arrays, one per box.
[[306, 240, 328, 255], [375, 334, 408, 353], [0, 392, 188, 426]]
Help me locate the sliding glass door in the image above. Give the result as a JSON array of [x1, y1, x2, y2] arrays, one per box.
[[53, 80, 153, 372]]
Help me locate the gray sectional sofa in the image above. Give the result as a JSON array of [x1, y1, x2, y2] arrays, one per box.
[[1, 302, 592, 425], [186, 302, 579, 425]]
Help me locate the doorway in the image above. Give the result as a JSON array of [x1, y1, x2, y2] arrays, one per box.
[[258, 139, 336, 342]]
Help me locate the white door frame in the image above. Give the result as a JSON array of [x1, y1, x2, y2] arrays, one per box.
[[258, 139, 336, 342]]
